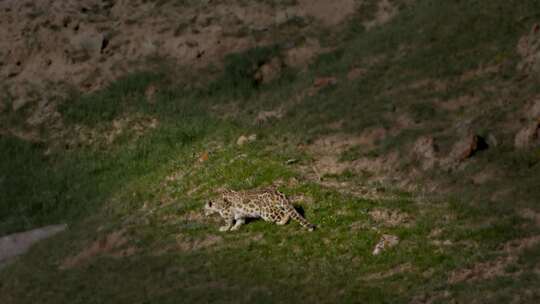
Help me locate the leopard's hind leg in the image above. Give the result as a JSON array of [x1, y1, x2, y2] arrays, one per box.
[[276, 213, 290, 225]]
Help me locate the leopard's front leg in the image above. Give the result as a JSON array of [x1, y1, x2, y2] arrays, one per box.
[[219, 217, 234, 232], [230, 217, 246, 231]]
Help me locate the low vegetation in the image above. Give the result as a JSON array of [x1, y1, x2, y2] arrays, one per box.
[[1, 0, 540, 303]]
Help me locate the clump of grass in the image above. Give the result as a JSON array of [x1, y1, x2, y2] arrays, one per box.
[[206, 45, 286, 99], [339, 145, 364, 162], [408, 102, 438, 123], [60, 72, 164, 126]]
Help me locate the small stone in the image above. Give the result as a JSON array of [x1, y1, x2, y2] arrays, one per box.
[[487, 133, 498, 148], [285, 159, 298, 165], [253, 57, 282, 85], [313, 76, 337, 88], [236, 134, 257, 146], [450, 134, 487, 161], [454, 134, 478, 160], [237, 135, 248, 146], [372, 234, 399, 255], [431, 239, 453, 246], [198, 151, 209, 163]]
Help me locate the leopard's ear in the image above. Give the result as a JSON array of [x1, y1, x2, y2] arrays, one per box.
[[207, 201, 213, 207]]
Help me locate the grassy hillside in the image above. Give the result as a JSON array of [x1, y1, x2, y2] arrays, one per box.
[[1, 0, 540, 303]]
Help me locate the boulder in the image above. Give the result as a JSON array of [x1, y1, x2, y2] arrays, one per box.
[[450, 134, 487, 161]]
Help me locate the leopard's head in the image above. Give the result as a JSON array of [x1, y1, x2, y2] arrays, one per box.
[[203, 199, 221, 216]]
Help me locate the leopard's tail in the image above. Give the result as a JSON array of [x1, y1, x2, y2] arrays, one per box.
[[289, 207, 316, 231]]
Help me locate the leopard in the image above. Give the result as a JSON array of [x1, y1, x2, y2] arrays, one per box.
[[203, 187, 315, 232]]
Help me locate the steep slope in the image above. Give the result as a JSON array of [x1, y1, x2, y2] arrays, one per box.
[[1, 0, 540, 303]]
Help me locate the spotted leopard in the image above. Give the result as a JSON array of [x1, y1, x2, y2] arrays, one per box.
[[204, 187, 315, 232]]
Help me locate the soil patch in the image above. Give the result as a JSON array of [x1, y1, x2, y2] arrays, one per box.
[[297, 0, 356, 26], [364, 263, 414, 280], [60, 229, 135, 269], [363, 0, 398, 30], [449, 235, 540, 284], [369, 208, 412, 227], [176, 234, 223, 252]]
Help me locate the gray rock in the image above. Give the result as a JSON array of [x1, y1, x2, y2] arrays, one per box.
[[0, 224, 67, 267]]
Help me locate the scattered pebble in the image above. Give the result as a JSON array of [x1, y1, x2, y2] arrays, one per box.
[[285, 158, 298, 165], [372, 234, 399, 255], [237, 134, 257, 146]]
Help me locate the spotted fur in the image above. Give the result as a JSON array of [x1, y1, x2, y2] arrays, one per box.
[[204, 188, 315, 232]]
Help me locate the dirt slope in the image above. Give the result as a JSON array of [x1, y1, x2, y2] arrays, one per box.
[[0, 0, 358, 110]]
